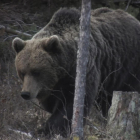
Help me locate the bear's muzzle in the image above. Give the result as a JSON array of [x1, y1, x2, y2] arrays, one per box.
[[21, 91, 31, 100]]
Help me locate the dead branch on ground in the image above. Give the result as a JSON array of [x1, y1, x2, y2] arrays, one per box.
[[0, 25, 32, 38]]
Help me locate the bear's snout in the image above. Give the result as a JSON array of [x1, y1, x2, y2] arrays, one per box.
[[21, 92, 31, 100]]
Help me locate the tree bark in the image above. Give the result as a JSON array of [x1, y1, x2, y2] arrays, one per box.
[[71, 0, 91, 140], [107, 91, 140, 140]]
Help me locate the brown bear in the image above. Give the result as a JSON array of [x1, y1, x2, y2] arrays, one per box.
[[12, 7, 140, 137]]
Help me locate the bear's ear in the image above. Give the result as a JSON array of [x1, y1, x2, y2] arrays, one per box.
[[12, 37, 25, 54], [42, 35, 61, 53]]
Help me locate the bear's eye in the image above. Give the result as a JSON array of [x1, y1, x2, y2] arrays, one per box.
[[31, 70, 40, 76]]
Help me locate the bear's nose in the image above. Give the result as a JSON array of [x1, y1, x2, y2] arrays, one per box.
[[21, 92, 30, 100]]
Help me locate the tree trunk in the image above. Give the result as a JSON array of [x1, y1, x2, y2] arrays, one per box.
[[71, 0, 91, 140], [107, 91, 140, 140]]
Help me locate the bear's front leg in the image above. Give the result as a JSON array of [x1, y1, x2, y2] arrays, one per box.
[[40, 102, 73, 137]]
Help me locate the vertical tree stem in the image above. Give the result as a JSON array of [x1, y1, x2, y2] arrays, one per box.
[[71, 0, 91, 140]]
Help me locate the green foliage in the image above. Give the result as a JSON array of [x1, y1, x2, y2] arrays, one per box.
[[108, 1, 139, 18]]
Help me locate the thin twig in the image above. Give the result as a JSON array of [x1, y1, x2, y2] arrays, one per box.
[[125, 0, 132, 11], [30, 100, 45, 111]]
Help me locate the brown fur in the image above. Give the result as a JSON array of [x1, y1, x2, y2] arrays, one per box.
[[12, 7, 140, 137]]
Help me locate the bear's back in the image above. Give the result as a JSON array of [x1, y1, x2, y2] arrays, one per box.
[[33, 7, 139, 40]]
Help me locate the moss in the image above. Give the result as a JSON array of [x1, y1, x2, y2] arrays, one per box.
[[87, 136, 98, 140]]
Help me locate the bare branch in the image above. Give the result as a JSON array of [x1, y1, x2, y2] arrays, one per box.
[[0, 25, 32, 38], [125, 0, 132, 11]]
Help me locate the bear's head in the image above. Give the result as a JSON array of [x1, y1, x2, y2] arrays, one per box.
[[12, 35, 63, 102]]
